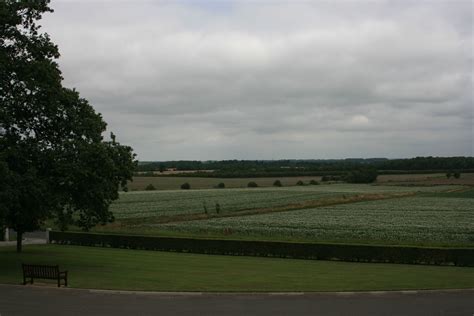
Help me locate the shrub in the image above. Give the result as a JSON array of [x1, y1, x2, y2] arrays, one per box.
[[296, 180, 304, 186], [247, 182, 258, 188], [145, 184, 156, 191], [453, 172, 461, 179], [346, 169, 378, 183], [181, 182, 191, 190], [273, 180, 282, 187], [446, 172, 452, 179], [216, 182, 225, 189], [309, 180, 319, 185], [215, 202, 221, 214]]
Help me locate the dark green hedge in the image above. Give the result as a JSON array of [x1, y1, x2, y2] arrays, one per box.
[[49, 231, 474, 266]]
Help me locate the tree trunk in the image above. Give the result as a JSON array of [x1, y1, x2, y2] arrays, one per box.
[[16, 231, 23, 253]]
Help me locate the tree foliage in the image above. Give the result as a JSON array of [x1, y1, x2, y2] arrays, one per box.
[[145, 184, 156, 191], [346, 169, 378, 184], [273, 180, 282, 187], [136, 157, 474, 178], [180, 182, 191, 190], [0, 1, 136, 251]]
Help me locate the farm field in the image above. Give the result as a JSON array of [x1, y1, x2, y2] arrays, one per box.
[[129, 173, 474, 191], [154, 194, 474, 246], [129, 176, 324, 190], [87, 184, 474, 247], [376, 172, 474, 186], [111, 184, 451, 219], [107, 184, 456, 220], [1, 245, 473, 291]]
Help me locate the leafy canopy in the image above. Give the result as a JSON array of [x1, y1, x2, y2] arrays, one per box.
[[0, 0, 136, 242]]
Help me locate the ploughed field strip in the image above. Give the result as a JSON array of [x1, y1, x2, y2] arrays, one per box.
[[150, 191, 474, 246]]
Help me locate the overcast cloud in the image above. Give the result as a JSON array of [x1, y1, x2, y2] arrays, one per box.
[[41, 0, 473, 160]]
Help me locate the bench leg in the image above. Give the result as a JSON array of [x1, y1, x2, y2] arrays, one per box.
[[31, 277, 33, 284], [23, 275, 27, 285], [58, 277, 60, 287]]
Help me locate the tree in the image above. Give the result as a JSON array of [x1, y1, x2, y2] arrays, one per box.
[[145, 184, 156, 191], [346, 169, 378, 183], [0, 1, 136, 252], [181, 183, 191, 190], [159, 164, 166, 173]]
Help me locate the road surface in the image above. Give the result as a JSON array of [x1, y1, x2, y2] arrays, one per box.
[[0, 284, 473, 316]]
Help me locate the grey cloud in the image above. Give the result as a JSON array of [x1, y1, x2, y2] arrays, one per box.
[[40, 0, 473, 160]]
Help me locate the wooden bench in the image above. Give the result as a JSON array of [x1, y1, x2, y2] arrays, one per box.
[[22, 264, 68, 287]]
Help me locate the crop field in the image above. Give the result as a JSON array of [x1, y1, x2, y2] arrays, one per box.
[[89, 184, 474, 247], [111, 189, 339, 219], [109, 184, 456, 220], [129, 173, 474, 190], [377, 172, 474, 186], [152, 191, 474, 246], [129, 176, 325, 190]]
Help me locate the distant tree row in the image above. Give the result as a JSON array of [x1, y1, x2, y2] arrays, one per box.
[[136, 157, 474, 177]]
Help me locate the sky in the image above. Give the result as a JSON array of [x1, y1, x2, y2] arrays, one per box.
[[41, 0, 473, 160]]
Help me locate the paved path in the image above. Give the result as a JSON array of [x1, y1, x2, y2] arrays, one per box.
[[0, 285, 473, 316], [0, 239, 47, 247]]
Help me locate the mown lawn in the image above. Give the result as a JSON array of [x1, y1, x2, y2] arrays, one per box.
[[1, 244, 473, 292]]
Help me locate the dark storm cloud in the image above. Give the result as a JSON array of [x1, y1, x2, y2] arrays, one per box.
[[41, 0, 473, 160]]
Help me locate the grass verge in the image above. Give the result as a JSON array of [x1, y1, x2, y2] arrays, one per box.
[[1, 244, 473, 292]]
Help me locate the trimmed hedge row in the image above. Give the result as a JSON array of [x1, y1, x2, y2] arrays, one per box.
[[49, 231, 474, 266]]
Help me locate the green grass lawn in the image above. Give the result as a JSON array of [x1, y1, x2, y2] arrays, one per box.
[[1, 244, 473, 292]]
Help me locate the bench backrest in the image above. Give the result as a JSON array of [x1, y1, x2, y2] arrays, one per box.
[[23, 264, 59, 278]]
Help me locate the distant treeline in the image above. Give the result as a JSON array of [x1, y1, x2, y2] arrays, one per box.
[[136, 157, 474, 178]]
